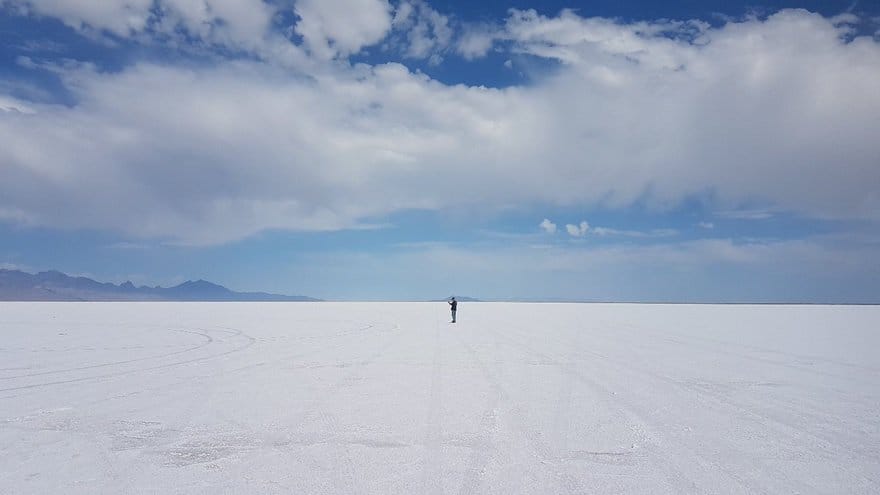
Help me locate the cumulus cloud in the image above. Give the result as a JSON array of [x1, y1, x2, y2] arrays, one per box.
[[486, 8, 880, 219], [1, 7, 879, 244], [9, 0, 278, 52], [504, 8, 708, 64], [161, 0, 277, 49], [456, 23, 499, 59], [539, 218, 556, 234], [390, 0, 453, 61], [566, 221, 589, 237], [295, 0, 393, 59], [11, 0, 154, 36]]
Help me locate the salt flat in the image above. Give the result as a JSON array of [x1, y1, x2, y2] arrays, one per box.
[[0, 302, 878, 494]]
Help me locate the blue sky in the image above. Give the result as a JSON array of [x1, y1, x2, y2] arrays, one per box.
[[1, 0, 879, 302]]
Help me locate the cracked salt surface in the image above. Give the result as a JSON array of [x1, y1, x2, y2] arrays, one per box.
[[0, 302, 878, 494]]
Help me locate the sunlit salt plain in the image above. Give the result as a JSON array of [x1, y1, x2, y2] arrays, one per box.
[[1, 302, 878, 494]]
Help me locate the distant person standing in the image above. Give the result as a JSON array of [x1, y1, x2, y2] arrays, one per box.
[[448, 297, 457, 323]]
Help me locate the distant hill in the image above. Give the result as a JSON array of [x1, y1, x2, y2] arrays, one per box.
[[433, 296, 482, 302], [0, 269, 320, 302]]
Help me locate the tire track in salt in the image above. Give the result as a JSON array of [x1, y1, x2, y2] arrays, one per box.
[[0, 326, 254, 393], [589, 318, 878, 386], [420, 314, 445, 495], [498, 318, 836, 494], [451, 325, 589, 494], [0, 327, 213, 380], [480, 316, 705, 493], [560, 315, 880, 493], [582, 318, 879, 460], [263, 320, 402, 494], [451, 328, 500, 495], [220, 322, 395, 377], [319, 409, 361, 495]]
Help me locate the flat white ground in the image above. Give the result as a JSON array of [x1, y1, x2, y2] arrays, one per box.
[[1, 302, 878, 494]]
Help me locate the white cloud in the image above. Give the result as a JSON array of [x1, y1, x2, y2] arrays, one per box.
[[12, 0, 278, 53], [591, 227, 677, 238], [715, 209, 774, 220], [0, 262, 28, 271], [286, 236, 880, 301], [160, 0, 276, 50], [295, 0, 393, 59], [390, 0, 453, 60], [539, 218, 556, 234], [9, 0, 321, 72], [0, 94, 36, 114], [698, 221, 715, 229], [1, 8, 879, 244], [15, 0, 154, 36], [456, 23, 498, 59], [566, 221, 589, 237], [106, 241, 152, 250]]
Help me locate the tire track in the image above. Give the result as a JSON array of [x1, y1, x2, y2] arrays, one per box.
[[497, 318, 861, 494], [420, 315, 444, 495], [266, 321, 402, 493], [473, 315, 703, 492], [567, 316, 880, 474], [453, 328, 500, 495], [0, 326, 254, 393], [318, 409, 361, 495], [0, 327, 213, 380], [591, 318, 878, 384], [451, 326, 589, 494]]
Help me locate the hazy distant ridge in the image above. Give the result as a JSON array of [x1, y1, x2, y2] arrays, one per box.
[[0, 269, 319, 302]]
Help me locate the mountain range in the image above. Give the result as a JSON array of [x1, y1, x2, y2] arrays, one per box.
[[0, 269, 319, 302]]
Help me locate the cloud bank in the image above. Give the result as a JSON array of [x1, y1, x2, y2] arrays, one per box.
[[286, 235, 880, 301], [1, 4, 878, 244], [566, 221, 589, 237]]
